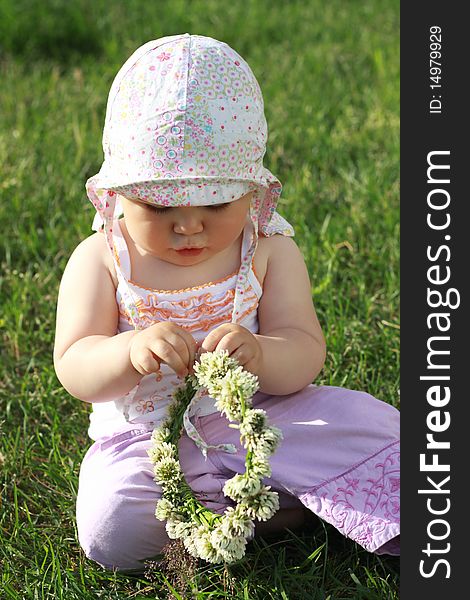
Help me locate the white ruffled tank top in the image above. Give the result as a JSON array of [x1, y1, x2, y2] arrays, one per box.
[[88, 219, 262, 440]]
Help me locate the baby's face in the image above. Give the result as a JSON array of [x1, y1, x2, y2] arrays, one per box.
[[120, 193, 252, 266]]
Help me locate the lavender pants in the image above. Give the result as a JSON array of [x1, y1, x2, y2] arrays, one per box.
[[76, 385, 400, 570]]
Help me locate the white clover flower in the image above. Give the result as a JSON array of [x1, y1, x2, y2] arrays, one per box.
[[151, 426, 171, 445], [183, 530, 200, 558], [240, 486, 280, 521], [248, 454, 272, 478], [229, 365, 259, 401], [217, 535, 247, 563], [220, 506, 255, 539], [239, 408, 270, 449], [173, 520, 193, 539], [194, 349, 239, 390], [147, 441, 176, 464], [159, 488, 180, 507], [210, 524, 234, 551], [223, 473, 262, 501], [165, 520, 180, 539], [153, 456, 182, 485], [165, 512, 188, 539], [215, 371, 256, 419], [250, 425, 283, 457], [155, 497, 177, 521], [239, 408, 266, 436], [149, 349, 281, 564], [215, 385, 243, 421], [194, 526, 221, 563]]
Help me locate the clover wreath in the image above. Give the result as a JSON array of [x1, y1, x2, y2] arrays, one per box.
[[147, 349, 283, 564]]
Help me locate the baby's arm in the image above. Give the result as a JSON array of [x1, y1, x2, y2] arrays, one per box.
[[254, 235, 326, 394], [202, 235, 326, 395], [53, 233, 196, 403], [54, 233, 141, 402]]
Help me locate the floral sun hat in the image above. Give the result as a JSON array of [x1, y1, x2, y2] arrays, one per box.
[[86, 33, 294, 323]]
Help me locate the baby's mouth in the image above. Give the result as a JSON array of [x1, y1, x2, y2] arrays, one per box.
[[175, 247, 204, 256]]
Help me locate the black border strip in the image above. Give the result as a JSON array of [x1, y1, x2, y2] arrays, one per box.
[[401, 3, 466, 597]]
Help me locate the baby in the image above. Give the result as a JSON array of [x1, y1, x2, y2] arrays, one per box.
[[54, 34, 400, 571]]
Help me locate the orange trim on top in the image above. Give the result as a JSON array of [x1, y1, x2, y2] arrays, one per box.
[[126, 269, 239, 294], [118, 288, 259, 332]]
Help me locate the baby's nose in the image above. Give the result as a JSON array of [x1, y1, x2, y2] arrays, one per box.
[[173, 215, 204, 235]]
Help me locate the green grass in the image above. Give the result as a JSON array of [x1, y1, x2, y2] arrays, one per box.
[[0, 0, 399, 597]]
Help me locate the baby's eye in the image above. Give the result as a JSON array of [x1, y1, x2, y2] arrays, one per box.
[[207, 203, 230, 211], [153, 206, 172, 214]]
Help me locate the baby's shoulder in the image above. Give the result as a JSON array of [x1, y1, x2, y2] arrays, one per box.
[[257, 233, 301, 258], [71, 230, 109, 261], [254, 234, 302, 283], [67, 231, 117, 287]]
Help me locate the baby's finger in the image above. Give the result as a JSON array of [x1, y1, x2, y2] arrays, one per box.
[[150, 339, 188, 377], [201, 324, 235, 353], [214, 330, 243, 356], [156, 327, 197, 373], [177, 330, 198, 372], [229, 342, 253, 366], [132, 349, 161, 375], [165, 331, 191, 370]]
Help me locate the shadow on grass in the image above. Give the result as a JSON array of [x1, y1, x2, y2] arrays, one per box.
[[0, 0, 103, 63]]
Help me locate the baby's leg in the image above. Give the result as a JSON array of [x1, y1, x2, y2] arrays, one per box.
[[198, 385, 400, 555], [76, 429, 168, 571], [76, 426, 237, 571]]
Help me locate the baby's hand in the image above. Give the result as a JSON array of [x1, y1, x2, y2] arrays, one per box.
[[129, 322, 197, 379], [201, 324, 262, 375]]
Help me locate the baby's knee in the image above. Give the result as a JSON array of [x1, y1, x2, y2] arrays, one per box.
[[77, 493, 169, 571], [315, 385, 399, 432]]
